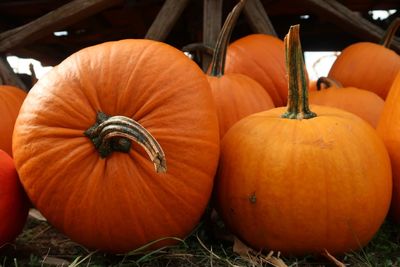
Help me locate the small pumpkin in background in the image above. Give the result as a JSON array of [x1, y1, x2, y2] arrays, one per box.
[[328, 18, 400, 99], [377, 71, 400, 223], [0, 149, 29, 247], [207, 0, 274, 138], [215, 25, 392, 256], [0, 85, 27, 156], [309, 76, 384, 127], [12, 39, 220, 253], [224, 33, 287, 107]]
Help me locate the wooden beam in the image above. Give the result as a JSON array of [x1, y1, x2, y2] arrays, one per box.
[[145, 0, 190, 41], [303, 0, 400, 53], [243, 0, 277, 36], [0, 0, 122, 53], [202, 0, 223, 70], [0, 57, 28, 91]]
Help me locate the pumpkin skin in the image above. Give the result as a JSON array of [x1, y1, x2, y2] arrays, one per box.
[[309, 78, 384, 127], [0, 149, 29, 246], [216, 25, 392, 256], [208, 75, 274, 138], [0, 85, 26, 156], [377, 71, 400, 223], [328, 42, 400, 99], [12, 39, 220, 253], [224, 34, 287, 107]]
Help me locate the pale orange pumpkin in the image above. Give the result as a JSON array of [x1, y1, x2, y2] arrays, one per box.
[[328, 18, 400, 99], [216, 25, 392, 256], [377, 70, 400, 223], [309, 77, 384, 127], [12, 39, 220, 253]]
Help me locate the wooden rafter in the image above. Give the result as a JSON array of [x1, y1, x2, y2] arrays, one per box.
[[0, 0, 122, 53], [243, 0, 277, 36], [202, 0, 223, 70], [145, 0, 191, 41], [0, 57, 27, 91], [304, 0, 400, 53]]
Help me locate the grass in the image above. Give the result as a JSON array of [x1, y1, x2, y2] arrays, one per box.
[[1, 211, 400, 267]]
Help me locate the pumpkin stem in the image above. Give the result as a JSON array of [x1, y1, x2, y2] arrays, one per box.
[[282, 25, 316, 120], [381, 17, 400, 48], [316, 76, 343, 90], [209, 0, 247, 77], [85, 112, 167, 173]]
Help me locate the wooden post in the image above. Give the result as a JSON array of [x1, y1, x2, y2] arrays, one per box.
[[243, 0, 277, 36], [0, 57, 27, 91], [145, 0, 191, 41], [0, 0, 122, 53], [202, 0, 223, 71], [304, 0, 400, 53]]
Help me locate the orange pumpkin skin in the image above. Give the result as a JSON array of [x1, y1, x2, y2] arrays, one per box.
[[0, 85, 26, 156], [224, 34, 287, 107], [12, 39, 220, 253], [216, 105, 392, 255], [309, 86, 384, 127], [0, 149, 29, 246], [208, 73, 274, 138], [328, 42, 400, 99], [377, 71, 400, 223]]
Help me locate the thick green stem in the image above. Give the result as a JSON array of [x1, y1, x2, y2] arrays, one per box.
[[381, 17, 400, 48], [282, 25, 316, 120], [209, 0, 247, 77], [85, 112, 167, 173], [316, 76, 343, 90]]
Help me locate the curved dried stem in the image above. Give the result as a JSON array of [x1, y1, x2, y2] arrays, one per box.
[[381, 17, 400, 48], [85, 112, 167, 173], [209, 0, 247, 77]]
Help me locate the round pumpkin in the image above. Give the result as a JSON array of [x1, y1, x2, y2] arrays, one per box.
[[215, 25, 392, 256], [328, 19, 400, 99], [0, 149, 29, 246], [309, 77, 384, 127], [0, 85, 26, 156], [12, 39, 220, 253], [224, 34, 287, 107], [207, 0, 274, 138], [377, 70, 400, 223]]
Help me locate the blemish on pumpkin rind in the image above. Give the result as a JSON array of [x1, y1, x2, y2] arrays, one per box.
[[249, 192, 256, 204]]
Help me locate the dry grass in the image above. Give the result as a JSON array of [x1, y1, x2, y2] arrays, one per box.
[[1, 210, 400, 267]]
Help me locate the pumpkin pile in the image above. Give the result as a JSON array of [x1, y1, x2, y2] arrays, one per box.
[[2, 0, 400, 260]]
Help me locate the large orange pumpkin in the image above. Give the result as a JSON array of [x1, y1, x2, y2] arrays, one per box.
[[215, 25, 392, 256], [224, 34, 287, 107], [377, 70, 400, 223], [12, 39, 220, 253], [309, 77, 384, 127], [328, 18, 400, 99], [207, 0, 274, 138], [0, 149, 29, 246], [0, 85, 26, 156]]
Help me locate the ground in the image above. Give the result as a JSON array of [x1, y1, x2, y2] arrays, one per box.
[[1, 209, 400, 267]]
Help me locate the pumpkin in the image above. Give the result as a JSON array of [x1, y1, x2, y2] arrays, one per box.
[[12, 39, 220, 253], [0, 85, 27, 156], [377, 70, 400, 223], [0, 149, 29, 246], [224, 33, 287, 107], [215, 25, 392, 256], [309, 77, 384, 127], [328, 18, 400, 99], [207, 0, 274, 138]]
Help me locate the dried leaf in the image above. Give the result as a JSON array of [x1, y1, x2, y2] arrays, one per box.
[[29, 209, 47, 221], [41, 256, 70, 266], [233, 236, 253, 256], [322, 249, 346, 267]]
